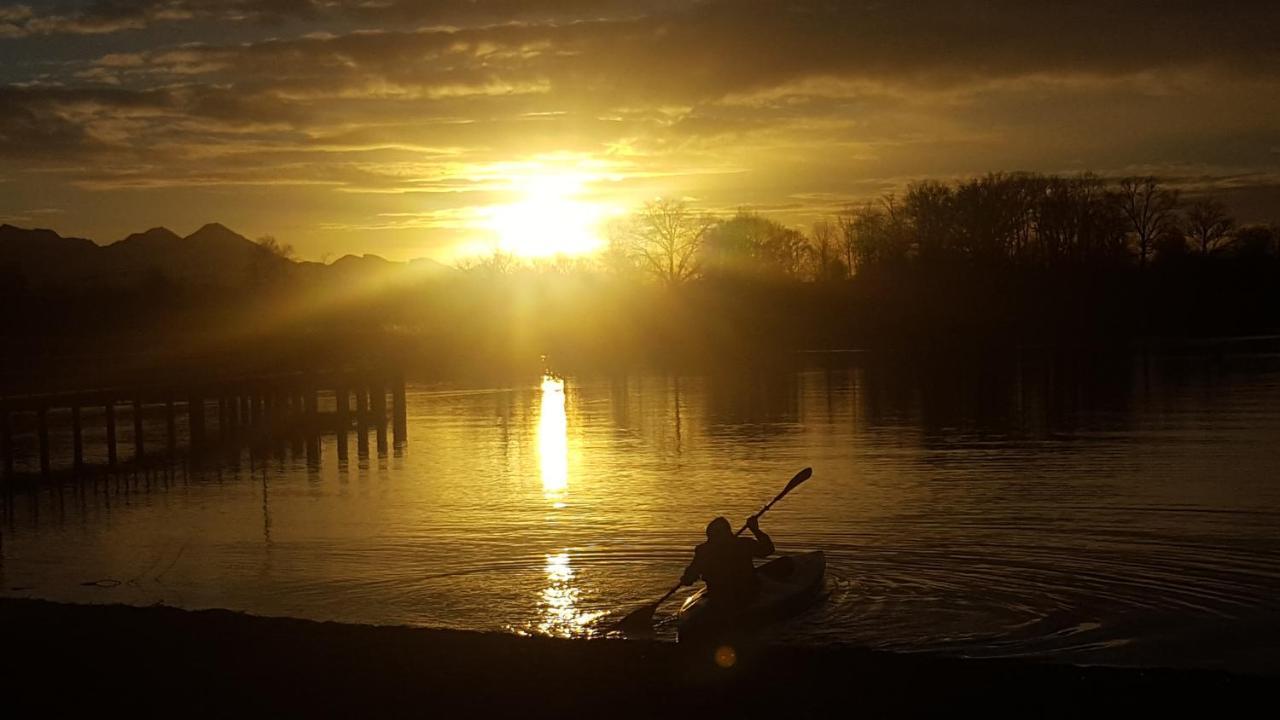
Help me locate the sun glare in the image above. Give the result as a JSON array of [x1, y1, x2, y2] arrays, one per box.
[[538, 375, 569, 504], [486, 171, 613, 258]]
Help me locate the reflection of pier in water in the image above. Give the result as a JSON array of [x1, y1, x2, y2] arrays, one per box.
[[0, 369, 408, 487]]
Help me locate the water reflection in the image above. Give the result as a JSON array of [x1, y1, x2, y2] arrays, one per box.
[[537, 552, 601, 638], [538, 376, 568, 506], [4, 349, 1280, 671]]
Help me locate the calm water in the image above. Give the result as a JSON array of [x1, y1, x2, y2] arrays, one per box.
[[4, 348, 1280, 673]]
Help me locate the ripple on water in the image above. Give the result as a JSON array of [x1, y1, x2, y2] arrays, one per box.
[[3, 354, 1280, 673]]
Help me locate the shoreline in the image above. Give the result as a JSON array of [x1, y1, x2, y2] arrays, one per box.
[[0, 599, 1268, 717]]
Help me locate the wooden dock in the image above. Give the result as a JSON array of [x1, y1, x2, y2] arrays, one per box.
[[0, 369, 408, 483]]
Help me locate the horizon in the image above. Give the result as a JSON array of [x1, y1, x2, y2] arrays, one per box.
[[6, 168, 1279, 268], [5, 2, 1280, 710], [3, 1, 1279, 262]]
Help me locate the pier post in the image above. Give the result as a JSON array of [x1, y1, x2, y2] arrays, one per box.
[[355, 386, 368, 422], [336, 385, 350, 419], [336, 427, 349, 463], [372, 382, 388, 455], [37, 407, 50, 478], [189, 396, 205, 448], [0, 405, 11, 482], [392, 374, 408, 446], [105, 401, 118, 467], [370, 379, 386, 421], [335, 384, 350, 464], [165, 399, 177, 456], [369, 378, 387, 455], [356, 384, 369, 458], [133, 397, 145, 461], [72, 405, 84, 471], [305, 434, 320, 468]]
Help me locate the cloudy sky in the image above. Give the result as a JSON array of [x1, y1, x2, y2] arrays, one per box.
[[2, 0, 1278, 260]]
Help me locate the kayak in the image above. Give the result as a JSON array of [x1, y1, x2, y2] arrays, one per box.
[[676, 551, 826, 642]]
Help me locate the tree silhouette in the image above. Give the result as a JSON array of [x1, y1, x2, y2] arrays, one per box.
[[808, 220, 846, 281], [1184, 198, 1234, 256], [617, 199, 713, 286], [1118, 177, 1179, 267], [256, 235, 295, 259], [457, 248, 518, 275]]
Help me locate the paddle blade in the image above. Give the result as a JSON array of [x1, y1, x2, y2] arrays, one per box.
[[781, 467, 812, 496], [614, 601, 660, 634]]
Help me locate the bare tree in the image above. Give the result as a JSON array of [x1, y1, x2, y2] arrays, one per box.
[[621, 199, 713, 286], [840, 198, 912, 274], [1184, 198, 1234, 256], [837, 212, 857, 275], [457, 248, 518, 275], [256, 235, 295, 260], [808, 220, 847, 281], [1117, 177, 1179, 267]]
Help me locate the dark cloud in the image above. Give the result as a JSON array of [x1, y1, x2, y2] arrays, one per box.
[[0, 0, 689, 36]]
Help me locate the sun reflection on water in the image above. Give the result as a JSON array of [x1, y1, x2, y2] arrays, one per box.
[[538, 375, 568, 506], [537, 552, 604, 638]]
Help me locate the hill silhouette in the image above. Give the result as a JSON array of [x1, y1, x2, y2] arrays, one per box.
[[0, 222, 453, 290], [2, 170, 1276, 387]]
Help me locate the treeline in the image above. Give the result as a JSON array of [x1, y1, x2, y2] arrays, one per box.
[[595, 173, 1278, 285], [3, 172, 1278, 383], [440, 172, 1279, 362]]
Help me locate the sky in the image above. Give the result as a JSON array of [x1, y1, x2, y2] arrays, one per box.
[[1, 0, 1278, 261]]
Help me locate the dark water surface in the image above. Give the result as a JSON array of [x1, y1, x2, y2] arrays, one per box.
[[4, 347, 1280, 673]]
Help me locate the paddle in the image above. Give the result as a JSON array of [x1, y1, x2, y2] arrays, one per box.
[[613, 466, 814, 634]]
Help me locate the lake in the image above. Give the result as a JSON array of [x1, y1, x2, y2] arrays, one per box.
[[4, 345, 1280, 673]]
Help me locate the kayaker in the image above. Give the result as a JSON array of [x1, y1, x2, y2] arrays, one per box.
[[679, 515, 775, 607]]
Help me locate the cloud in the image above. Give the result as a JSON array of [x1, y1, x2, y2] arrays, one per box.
[[0, 0, 685, 37], [1, 1, 1278, 258]]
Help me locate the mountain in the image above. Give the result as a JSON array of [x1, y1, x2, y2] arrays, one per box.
[[0, 224, 100, 286], [101, 223, 288, 287], [0, 222, 453, 290]]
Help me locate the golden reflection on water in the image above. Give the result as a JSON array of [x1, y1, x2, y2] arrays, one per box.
[[537, 552, 603, 638], [538, 375, 568, 506]]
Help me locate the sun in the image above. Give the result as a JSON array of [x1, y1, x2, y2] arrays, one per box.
[[486, 171, 612, 258]]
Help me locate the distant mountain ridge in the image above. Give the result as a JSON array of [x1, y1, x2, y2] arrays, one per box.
[[0, 223, 452, 289]]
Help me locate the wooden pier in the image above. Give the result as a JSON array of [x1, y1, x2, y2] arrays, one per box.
[[0, 369, 409, 484]]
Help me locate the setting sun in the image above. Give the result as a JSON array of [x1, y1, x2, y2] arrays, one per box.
[[486, 171, 614, 258]]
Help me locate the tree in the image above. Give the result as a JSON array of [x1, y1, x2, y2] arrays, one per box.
[[840, 198, 911, 274], [837, 212, 858, 275], [618, 199, 712, 286], [951, 172, 1036, 264], [256, 235, 295, 260], [903, 180, 956, 262], [807, 220, 847, 281], [1184, 198, 1234, 256], [700, 210, 813, 281], [1117, 177, 1179, 267], [757, 225, 810, 279], [1035, 174, 1127, 266], [1153, 220, 1190, 263], [457, 248, 518, 275], [1232, 225, 1278, 259]]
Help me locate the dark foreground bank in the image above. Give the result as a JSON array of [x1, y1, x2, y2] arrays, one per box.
[[0, 599, 1267, 718]]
